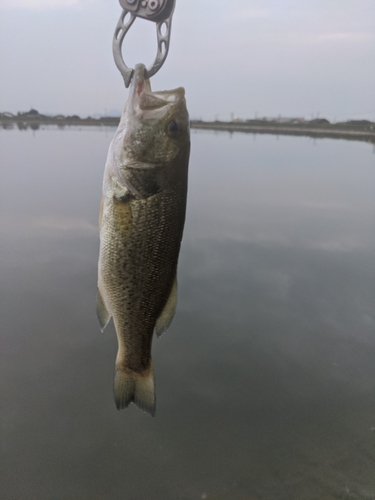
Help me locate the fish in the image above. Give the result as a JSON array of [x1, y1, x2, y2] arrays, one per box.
[[97, 63, 190, 416]]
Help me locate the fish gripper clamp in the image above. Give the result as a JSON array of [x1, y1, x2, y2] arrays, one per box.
[[113, 0, 176, 88]]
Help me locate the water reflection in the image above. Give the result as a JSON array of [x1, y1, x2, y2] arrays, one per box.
[[1, 128, 375, 499]]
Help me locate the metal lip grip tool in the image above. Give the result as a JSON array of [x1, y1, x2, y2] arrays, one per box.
[[113, 0, 176, 88]]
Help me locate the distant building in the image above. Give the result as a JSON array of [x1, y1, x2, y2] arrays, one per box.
[[347, 120, 371, 125], [259, 117, 305, 124], [309, 118, 330, 125], [277, 117, 305, 124]]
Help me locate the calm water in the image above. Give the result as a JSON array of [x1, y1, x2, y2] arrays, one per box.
[[1, 127, 375, 500]]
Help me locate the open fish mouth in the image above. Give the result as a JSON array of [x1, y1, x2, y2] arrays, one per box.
[[129, 64, 185, 114], [139, 88, 186, 111]]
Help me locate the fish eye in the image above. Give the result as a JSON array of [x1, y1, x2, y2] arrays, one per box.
[[166, 119, 182, 136]]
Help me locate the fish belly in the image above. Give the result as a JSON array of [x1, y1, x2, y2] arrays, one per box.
[[98, 183, 186, 414]]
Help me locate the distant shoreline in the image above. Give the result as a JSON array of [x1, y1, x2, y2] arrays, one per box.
[[191, 120, 375, 144], [1, 112, 374, 144]]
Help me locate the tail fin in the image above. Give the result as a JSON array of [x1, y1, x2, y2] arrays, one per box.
[[114, 365, 156, 417]]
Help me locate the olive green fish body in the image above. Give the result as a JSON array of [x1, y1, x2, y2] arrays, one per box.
[[97, 64, 190, 415]]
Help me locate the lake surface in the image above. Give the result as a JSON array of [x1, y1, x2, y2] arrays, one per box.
[[1, 126, 375, 500]]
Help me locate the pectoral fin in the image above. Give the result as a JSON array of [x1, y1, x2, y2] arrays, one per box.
[[155, 277, 178, 338], [97, 288, 111, 332]]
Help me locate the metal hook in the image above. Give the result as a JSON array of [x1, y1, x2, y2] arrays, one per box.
[[113, 0, 176, 88]]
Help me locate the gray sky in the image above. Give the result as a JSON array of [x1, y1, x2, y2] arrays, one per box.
[[0, 0, 374, 121]]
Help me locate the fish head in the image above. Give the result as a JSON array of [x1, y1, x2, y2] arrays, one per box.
[[111, 64, 190, 180], [124, 64, 190, 165]]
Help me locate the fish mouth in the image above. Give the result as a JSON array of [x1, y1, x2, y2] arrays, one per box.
[[130, 64, 185, 113]]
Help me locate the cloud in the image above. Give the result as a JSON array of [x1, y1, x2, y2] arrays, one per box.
[[0, 0, 95, 9]]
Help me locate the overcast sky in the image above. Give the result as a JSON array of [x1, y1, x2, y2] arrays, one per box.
[[0, 0, 374, 121]]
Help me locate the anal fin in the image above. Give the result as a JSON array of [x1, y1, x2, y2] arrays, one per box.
[[96, 287, 111, 332], [155, 276, 178, 338]]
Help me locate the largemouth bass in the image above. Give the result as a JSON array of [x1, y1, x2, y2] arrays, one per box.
[[97, 64, 190, 416]]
